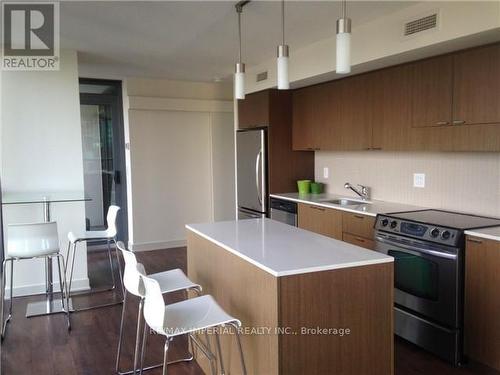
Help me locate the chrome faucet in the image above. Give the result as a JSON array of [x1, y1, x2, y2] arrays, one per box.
[[344, 182, 370, 201]]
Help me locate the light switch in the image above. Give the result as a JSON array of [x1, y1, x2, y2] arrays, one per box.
[[323, 167, 329, 179], [413, 173, 425, 188]]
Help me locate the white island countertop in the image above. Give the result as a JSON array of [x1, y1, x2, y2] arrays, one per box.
[[186, 218, 393, 277]]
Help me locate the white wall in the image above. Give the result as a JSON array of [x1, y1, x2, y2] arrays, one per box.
[[1, 49, 89, 296], [315, 151, 500, 218], [211, 112, 235, 221], [245, 1, 500, 93], [125, 78, 235, 251]]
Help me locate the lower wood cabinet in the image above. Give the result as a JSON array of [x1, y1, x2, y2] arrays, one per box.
[[342, 212, 375, 238], [465, 236, 500, 371], [297, 204, 377, 248], [342, 212, 376, 250], [342, 232, 375, 250], [297, 203, 342, 240]]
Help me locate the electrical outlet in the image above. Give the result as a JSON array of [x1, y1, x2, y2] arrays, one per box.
[[323, 167, 329, 179], [413, 173, 425, 188]]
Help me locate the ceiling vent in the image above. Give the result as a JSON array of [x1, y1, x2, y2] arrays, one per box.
[[403, 12, 438, 37], [256, 71, 268, 82]]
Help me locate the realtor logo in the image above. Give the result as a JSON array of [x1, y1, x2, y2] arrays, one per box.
[[2, 2, 60, 70]]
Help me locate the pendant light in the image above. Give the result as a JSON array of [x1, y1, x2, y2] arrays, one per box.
[[235, 4, 246, 99], [277, 0, 289, 89], [336, 0, 351, 74]]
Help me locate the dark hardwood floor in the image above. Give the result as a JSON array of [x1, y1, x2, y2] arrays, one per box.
[[1, 247, 499, 375]]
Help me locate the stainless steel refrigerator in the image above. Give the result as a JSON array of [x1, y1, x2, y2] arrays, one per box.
[[237, 129, 267, 219]]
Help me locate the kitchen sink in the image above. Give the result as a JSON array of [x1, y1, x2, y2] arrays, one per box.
[[322, 198, 369, 206]]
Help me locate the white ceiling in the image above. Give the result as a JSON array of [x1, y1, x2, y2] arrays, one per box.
[[60, 1, 417, 81]]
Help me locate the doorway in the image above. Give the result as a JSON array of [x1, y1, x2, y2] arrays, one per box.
[[79, 79, 128, 243]]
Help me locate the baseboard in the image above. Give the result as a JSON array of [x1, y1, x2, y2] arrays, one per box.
[[4, 278, 90, 298], [128, 239, 187, 252]]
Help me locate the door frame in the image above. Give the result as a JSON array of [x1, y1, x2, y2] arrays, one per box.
[[79, 78, 128, 243]]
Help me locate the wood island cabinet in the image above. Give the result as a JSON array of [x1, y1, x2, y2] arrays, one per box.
[[464, 236, 500, 372]]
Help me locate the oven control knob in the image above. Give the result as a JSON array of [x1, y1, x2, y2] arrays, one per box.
[[381, 218, 389, 227], [441, 230, 451, 240], [390, 220, 398, 229], [430, 228, 440, 238]]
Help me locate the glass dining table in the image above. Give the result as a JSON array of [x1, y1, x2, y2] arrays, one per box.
[[2, 192, 90, 317]]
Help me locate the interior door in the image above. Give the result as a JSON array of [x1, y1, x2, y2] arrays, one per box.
[[79, 79, 128, 242]]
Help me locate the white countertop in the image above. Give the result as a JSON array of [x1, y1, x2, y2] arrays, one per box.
[[465, 227, 500, 242], [186, 218, 393, 277], [270, 192, 425, 217]]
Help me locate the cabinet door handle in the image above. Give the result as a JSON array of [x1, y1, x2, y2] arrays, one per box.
[[310, 206, 325, 212], [436, 121, 449, 125], [371, 147, 383, 151], [466, 237, 483, 244], [452, 120, 466, 125], [353, 214, 365, 219], [355, 237, 366, 243]]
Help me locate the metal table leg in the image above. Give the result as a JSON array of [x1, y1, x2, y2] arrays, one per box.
[[26, 201, 70, 318]]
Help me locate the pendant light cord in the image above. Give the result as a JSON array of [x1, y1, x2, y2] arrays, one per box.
[[237, 8, 242, 64], [281, 0, 285, 45], [341, 0, 346, 19]]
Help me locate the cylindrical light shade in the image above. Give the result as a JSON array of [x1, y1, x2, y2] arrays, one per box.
[[277, 56, 289, 90], [277, 45, 290, 90], [234, 63, 245, 99], [336, 31, 351, 74]]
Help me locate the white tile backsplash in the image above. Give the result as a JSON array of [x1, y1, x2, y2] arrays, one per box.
[[315, 151, 500, 218]]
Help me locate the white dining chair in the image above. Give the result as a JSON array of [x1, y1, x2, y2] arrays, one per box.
[[66, 205, 124, 311], [115, 241, 203, 375], [138, 266, 247, 375], [1, 222, 70, 339]]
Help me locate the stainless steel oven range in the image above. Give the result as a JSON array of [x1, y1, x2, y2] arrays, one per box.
[[374, 209, 500, 365]]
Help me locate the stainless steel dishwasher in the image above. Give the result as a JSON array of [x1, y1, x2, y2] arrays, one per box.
[[270, 197, 297, 226]]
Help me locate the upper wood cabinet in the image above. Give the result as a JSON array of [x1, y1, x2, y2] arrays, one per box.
[[410, 54, 453, 128], [292, 42, 500, 152], [237, 89, 315, 194], [238, 90, 270, 129], [453, 43, 500, 126], [336, 74, 373, 150], [292, 84, 334, 150], [371, 65, 412, 151], [293, 74, 372, 151]]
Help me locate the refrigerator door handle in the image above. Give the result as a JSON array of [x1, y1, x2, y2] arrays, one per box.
[[255, 150, 262, 207]]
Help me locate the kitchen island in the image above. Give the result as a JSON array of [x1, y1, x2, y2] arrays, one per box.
[[186, 218, 394, 375]]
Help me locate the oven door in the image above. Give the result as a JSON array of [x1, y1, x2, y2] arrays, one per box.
[[375, 232, 461, 328]]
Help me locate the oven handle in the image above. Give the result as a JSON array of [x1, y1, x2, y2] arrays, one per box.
[[375, 235, 457, 260]]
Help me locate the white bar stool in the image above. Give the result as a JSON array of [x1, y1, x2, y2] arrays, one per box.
[[115, 241, 202, 375], [138, 266, 247, 375], [1, 222, 70, 339], [66, 205, 124, 311]]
